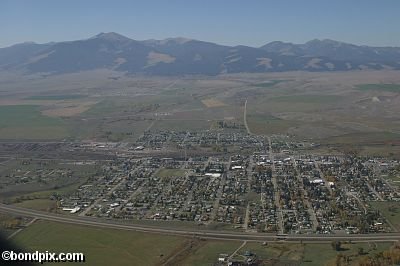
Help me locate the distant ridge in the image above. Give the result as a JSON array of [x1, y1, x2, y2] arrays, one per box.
[[1, 32, 400, 75]]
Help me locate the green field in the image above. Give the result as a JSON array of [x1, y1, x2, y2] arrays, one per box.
[[26, 95, 86, 100], [12, 221, 186, 266], [302, 242, 392, 266], [156, 168, 187, 178], [0, 105, 67, 139], [244, 242, 304, 263], [9, 220, 397, 265], [152, 119, 212, 131], [83, 98, 128, 116], [178, 240, 394, 265], [179, 240, 240, 266], [356, 83, 400, 92], [323, 132, 400, 145], [269, 94, 343, 104], [247, 113, 300, 135], [14, 199, 57, 211], [1, 162, 97, 203]]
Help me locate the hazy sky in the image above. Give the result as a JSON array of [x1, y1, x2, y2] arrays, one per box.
[[1, 0, 400, 48]]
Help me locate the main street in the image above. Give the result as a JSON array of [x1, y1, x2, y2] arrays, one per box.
[[0, 204, 399, 243]]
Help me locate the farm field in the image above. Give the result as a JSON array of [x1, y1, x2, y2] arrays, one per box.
[[201, 98, 226, 108], [0, 105, 67, 140], [0, 71, 399, 157], [12, 221, 186, 266], [26, 95, 87, 100]]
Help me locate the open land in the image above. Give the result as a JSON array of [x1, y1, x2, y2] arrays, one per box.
[[7, 219, 398, 266], [0, 70, 400, 265]]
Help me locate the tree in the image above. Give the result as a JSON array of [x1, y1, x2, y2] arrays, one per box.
[[358, 247, 364, 255], [331, 241, 342, 251]]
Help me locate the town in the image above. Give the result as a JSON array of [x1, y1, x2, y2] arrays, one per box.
[[2, 130, 398, 236]]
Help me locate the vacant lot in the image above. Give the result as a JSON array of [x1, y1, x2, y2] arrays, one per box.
[[369, 201, 400, 231]]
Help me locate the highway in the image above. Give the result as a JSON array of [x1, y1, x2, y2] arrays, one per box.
[[0, 204, 399, 243]]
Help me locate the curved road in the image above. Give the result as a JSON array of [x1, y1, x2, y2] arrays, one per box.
[[0, 204, 399, 243]]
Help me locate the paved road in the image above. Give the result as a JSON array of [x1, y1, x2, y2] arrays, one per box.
[[243, 99, 252, 135], [1, 204, 399, 243]]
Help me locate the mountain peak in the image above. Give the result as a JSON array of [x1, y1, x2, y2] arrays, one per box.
[[305, 39, 351, 47], [91, 32, 132, 42], [144, 37, 194, 46], [163, 37, 193, 44]]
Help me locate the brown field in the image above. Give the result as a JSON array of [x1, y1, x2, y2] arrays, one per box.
[[42, 101, 98, 117], [201, 98, 227, 108]]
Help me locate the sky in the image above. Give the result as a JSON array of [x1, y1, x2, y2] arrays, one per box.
[[1, 0, 400, 48]]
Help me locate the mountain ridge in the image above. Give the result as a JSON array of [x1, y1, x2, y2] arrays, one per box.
[[1, 32, 400, 75]]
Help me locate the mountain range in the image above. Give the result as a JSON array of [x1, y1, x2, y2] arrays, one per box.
[[1, 32, 400, 75]]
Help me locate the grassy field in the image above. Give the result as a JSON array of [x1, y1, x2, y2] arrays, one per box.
[[247, 113, 300, 135], [302, 242, 392, 266], [12, 221, 186, 266], [385, 174, 400, 186], [322, 132, 400, 145], [179, 240, 240, 266], [269, 95, 343, 104], [155, 168, 187, 179], [356, 83, 400, 92], [152, 119, 212, 131], [7, 220, 397, 266], [3, 176, 88, 204], [369, 201, 400, 231], [177, 240, 394, 265], [14, 199, 57, 211], [0, 162, 97, 203], [0, 105, 67, 139], [244, 242, 304, 263]]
